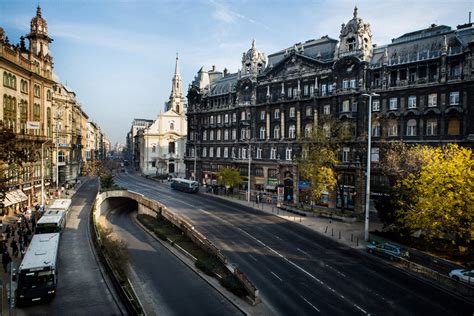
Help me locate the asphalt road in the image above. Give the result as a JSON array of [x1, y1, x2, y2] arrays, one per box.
[[17, 178, 123, 315], [115, 172, 474, 316], [106, 204, 242, 316]]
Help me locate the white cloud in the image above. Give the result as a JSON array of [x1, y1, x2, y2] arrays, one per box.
[[208, 0, 273, 31]]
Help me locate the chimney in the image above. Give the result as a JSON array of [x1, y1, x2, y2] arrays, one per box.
[[212, 65, 216, 72], [223, 68, 228, 76]]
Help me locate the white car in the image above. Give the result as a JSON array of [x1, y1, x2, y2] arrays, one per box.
[[449, 269, 474, 285]]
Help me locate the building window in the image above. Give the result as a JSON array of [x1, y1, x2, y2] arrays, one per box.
[[309, 85, 314, 95], [342, 147, 350, 163], [241, 111, 246, 121], [216, 147, 221, 158], [389, 98, 398, 110], [216, 129, 221, 140], [240, 129, 246, 140], [34, 84, 41, 98], [323, 104, 330, 115], [372, 100, 380, 112], [210, 115, 215, 124], [372, 121, 380, 137], [303, 85, 309, 96], [232, 129, 236, 140], [305, 107, 312, 117], [259, 127, 266, 139], [406, 119, 417, 136], [426, 119, 438, 136], [408, 96, 417, 109], [224, 114, 229, 123], [209, 131, 214, 141], [288, 124, 296, 138], [350, 79, 357, 89], [428, 93, 437, 107], [304, 124, 312, 137], [202, 147, 207, 157], [274, 125, 280, 139], [321, 84, 327, 96], [285, 147, 292, 160], [224, 129, 229, 140], [388, 121, 398, 137], [270, 147, 277, 160], [371, 147, 380, 162], [217, 115, 221, 124], [342, 100, 350, 113], [232, 113, 237, 122], [170, 122, 174, 130], [342, 79, 349, 89], [20, 80, 28, 94], [58, 151, 65, 163], [447, 117, 460, 135], [256, 147, 262, 159], [46, 90, 52, 101], [287, 87, 292, 98], [274, 109, 280, 119], [289, 107, 295, 118], [449, 91, 460, 105], [260, 110, 265, 120], [152, 145, 156, 153], [242, 147, 247, 159], [223, 147, 228, 158], [203, 131, 207, 141]]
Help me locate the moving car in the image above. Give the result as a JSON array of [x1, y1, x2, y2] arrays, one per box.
[[367, 242, 408, 261], [449, 269, 474, 285]]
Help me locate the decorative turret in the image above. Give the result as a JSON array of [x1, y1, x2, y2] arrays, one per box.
[[337, 6, 373, 62], [241, 39, 267, 77], [26, 5, 53, 56], [0, 27, 4, 42]]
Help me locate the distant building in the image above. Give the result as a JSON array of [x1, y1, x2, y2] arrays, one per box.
[[127, 118, 154, 169], [137, 55, 187, 177], [186, 7, 474, 211]]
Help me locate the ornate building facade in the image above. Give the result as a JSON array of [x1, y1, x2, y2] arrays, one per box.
[[137, 56, 187, 177], [185, 8, 474, 211]]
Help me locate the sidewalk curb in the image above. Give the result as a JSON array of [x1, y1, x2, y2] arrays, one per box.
[[132, 214, 270, 316]]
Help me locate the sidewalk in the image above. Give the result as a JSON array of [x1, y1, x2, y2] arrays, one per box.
[[201, 191, 383, 250]]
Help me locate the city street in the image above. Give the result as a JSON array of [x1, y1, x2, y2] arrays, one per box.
[[106, 203, 243, 316], [17, 178, 123, 315], [115, 172, 474, 315]]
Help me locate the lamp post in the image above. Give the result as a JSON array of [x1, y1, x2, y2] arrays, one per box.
[[361, 93, 379, 241], [40, 140, 52, 206], [193, 144, 197, 181]]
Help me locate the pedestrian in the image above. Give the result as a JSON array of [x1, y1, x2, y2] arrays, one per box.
[[10, 239, 18, 258], [2, 251, 11, 272], [19, 242, 25, 259]]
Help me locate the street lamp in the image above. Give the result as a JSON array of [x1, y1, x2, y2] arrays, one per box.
[[40, 140, 52, 206], [193, 144, 197, 181], [361, 93, 379, 241], [247, 142, 251, 203]]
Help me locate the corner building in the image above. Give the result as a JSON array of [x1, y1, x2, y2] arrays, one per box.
[[185, 8, 474, 211]]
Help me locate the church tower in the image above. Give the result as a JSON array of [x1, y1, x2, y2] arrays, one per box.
[[27, 5, 53, 57], [337, 7, 373, 62], [168, 54, 185, 114], [241, 39, 266, 78]]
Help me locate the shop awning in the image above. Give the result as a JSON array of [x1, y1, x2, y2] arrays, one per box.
[[3, 189, 28, 207]]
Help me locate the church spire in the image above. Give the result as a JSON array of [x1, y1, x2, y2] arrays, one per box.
[[168, 53, 184, 114]]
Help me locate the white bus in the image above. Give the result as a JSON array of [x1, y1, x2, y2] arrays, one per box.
[[47, 198, 72, 214], [170, 178, 199, 193], [17, 233, 60, 304], [35, 210, 66, 234]]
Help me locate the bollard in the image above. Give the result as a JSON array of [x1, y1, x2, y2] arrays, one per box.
[[325, 226, 328, 233], [331, 228, 334, 236], [339, 231, 341, 239], [351, 234, 353, 242], [356, 237, 359, 246]]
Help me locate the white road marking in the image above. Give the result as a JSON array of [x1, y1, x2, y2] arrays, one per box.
[[325, 264, 347, 278], [270, 271, 282, 281], [248, 254, 258, 262], [275, 235, 282, 241], [296, 247, 310, 257], [300, 295, 320, 312]]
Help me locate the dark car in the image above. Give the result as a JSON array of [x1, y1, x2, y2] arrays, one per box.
[[367, 242, 409, 261]]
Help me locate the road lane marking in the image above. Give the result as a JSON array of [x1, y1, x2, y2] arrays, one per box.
[[297, 248, 310, 257], [270, 271, 282, 281], [275, 235, 282, 241], [299, 295, 320, 312], [199, 208, 369, 315], [325, 264, 346, 278], [248, 254, 258, 262]]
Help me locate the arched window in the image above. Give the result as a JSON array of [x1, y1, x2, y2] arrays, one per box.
[[46, 90, 51, 101], [3, 72, 7, 86], [304, 124, 312, 137], [273, 125, 280, 139], [387, 120, 398, 137], [288, 124, 296, 139], [259, 126, 266, 139], [169, 141, 175, 154], [170, 122, 174, 130], [447, 117, 460, 135], [406, 119, 417, 136]]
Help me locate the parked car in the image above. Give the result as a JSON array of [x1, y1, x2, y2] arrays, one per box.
[[367, 242, 408, 260], [449, 269, 474, 285]]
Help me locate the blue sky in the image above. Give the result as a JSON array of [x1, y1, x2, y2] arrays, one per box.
[[1, 0, 472, 145]]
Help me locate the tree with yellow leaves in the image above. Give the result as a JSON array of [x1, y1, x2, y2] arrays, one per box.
[[395, 144, 474, 248]]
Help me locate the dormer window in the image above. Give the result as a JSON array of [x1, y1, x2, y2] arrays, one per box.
[[347, 37, 356, 51]]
